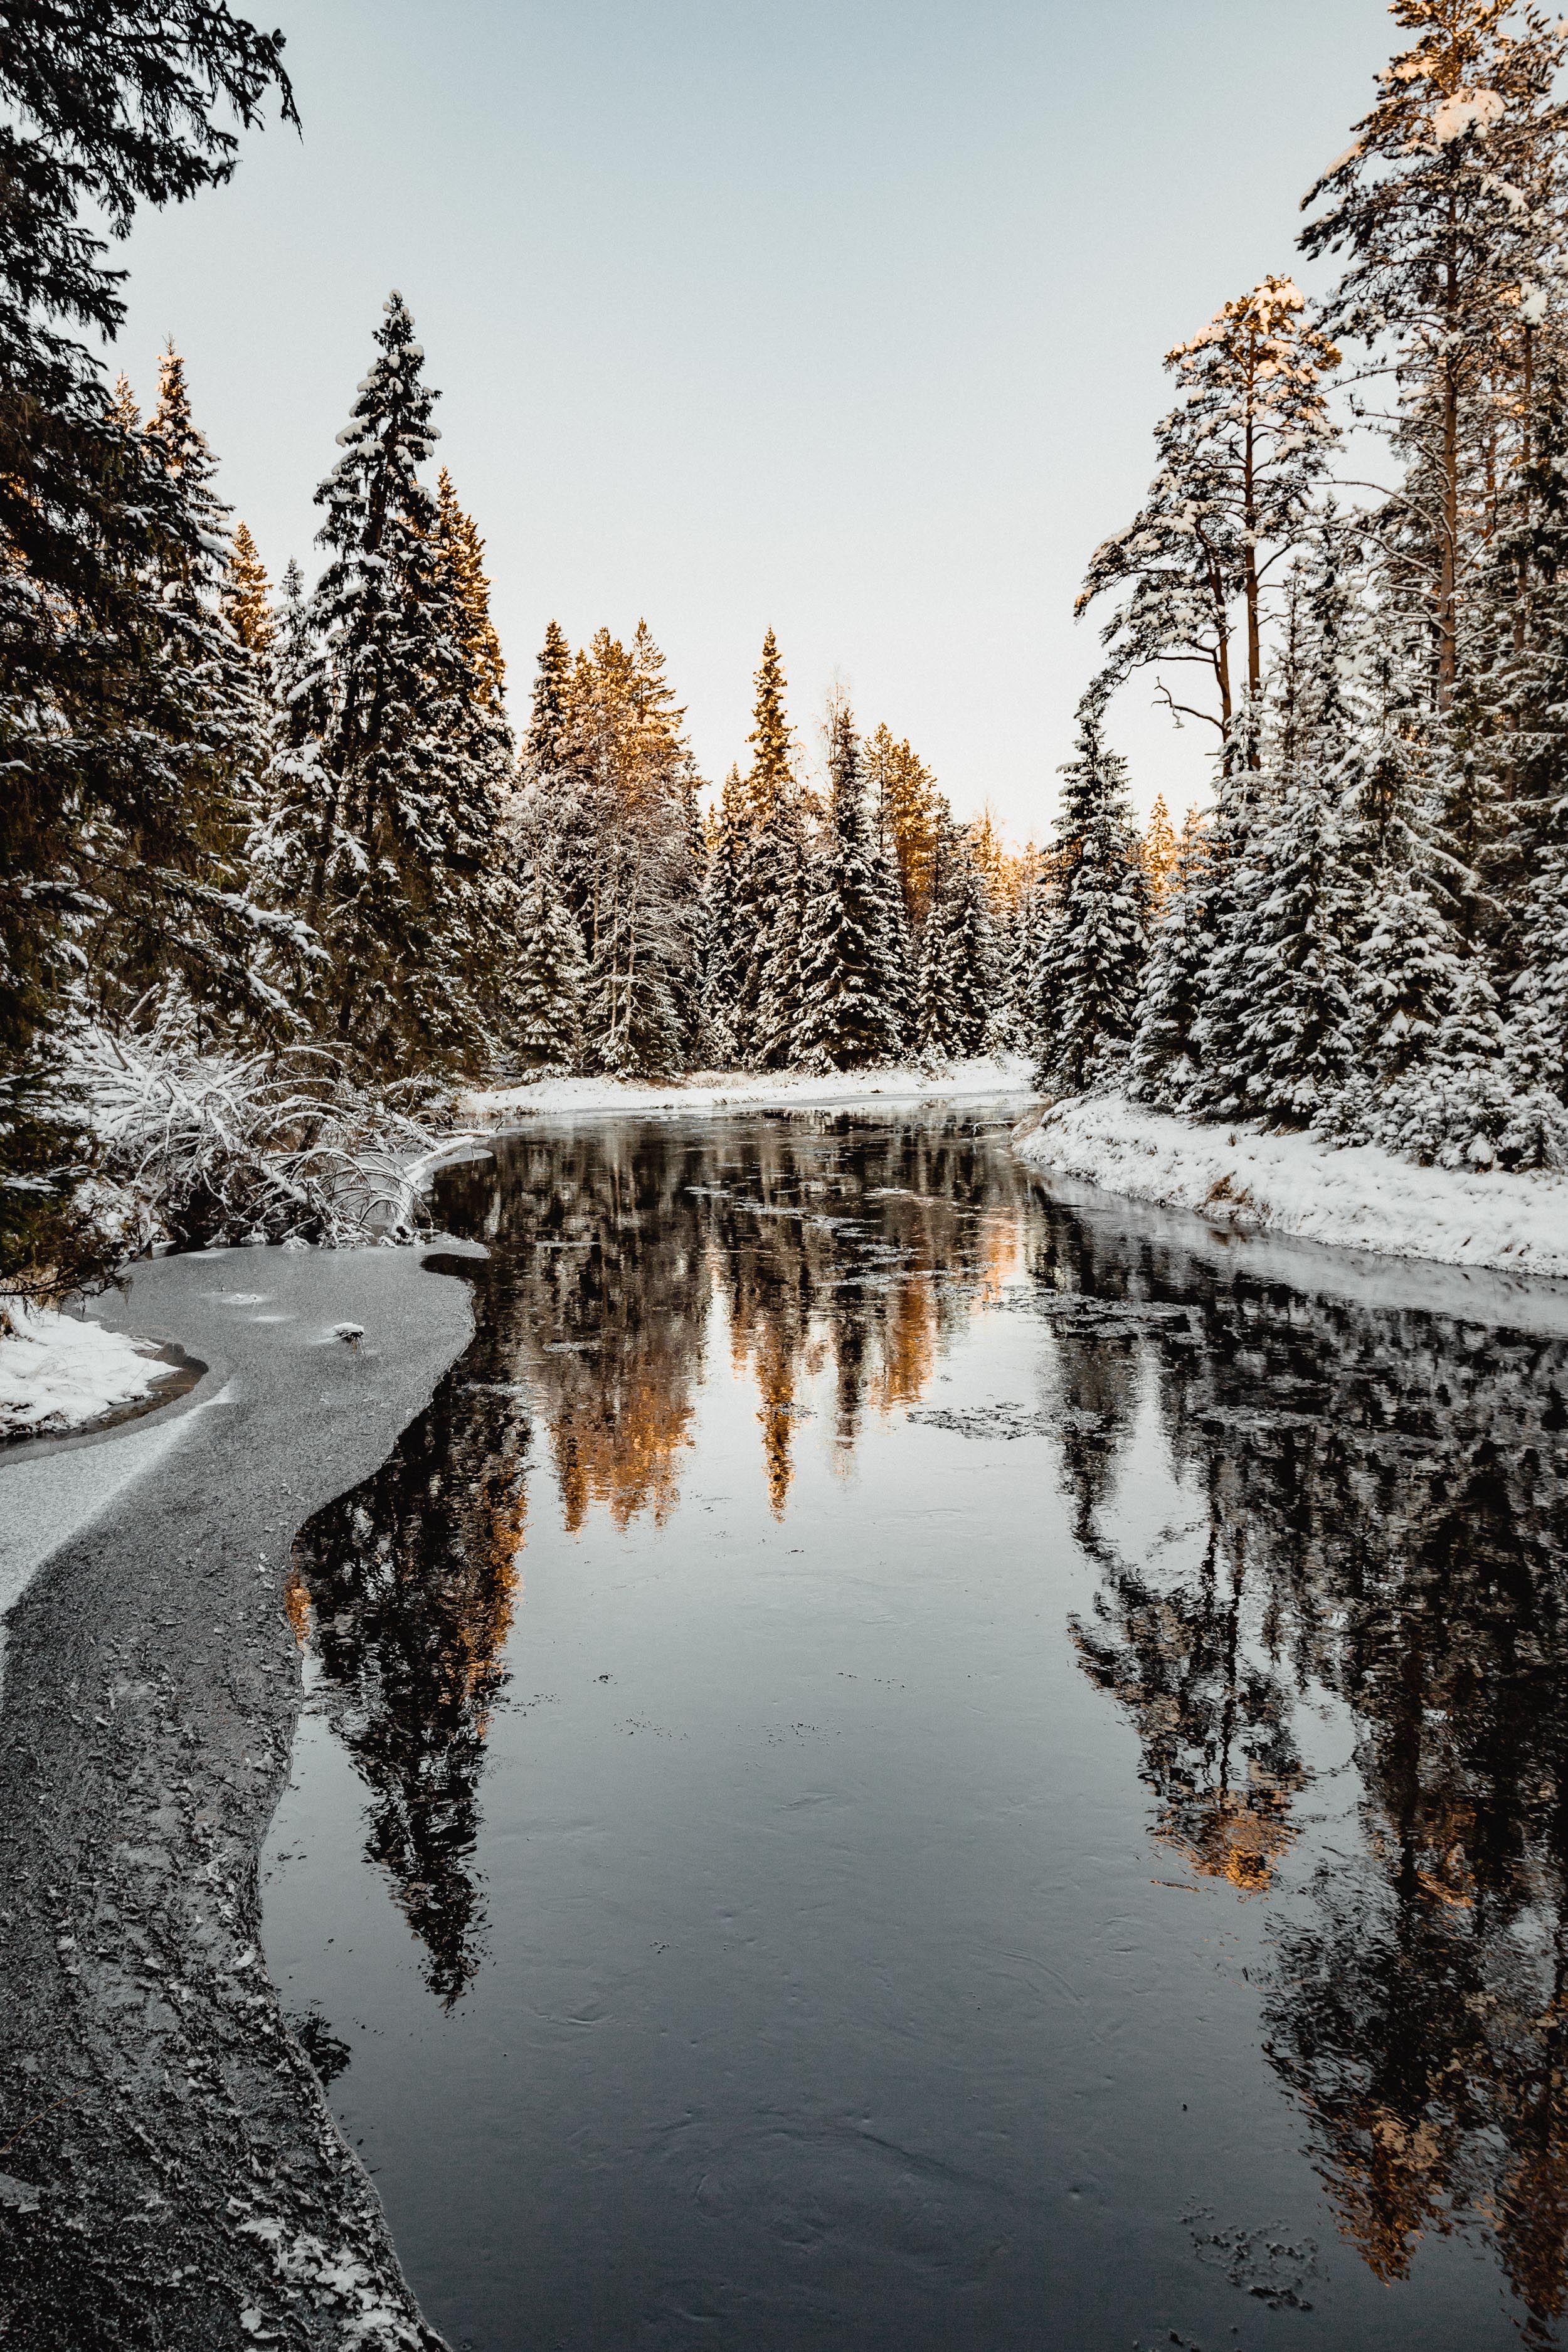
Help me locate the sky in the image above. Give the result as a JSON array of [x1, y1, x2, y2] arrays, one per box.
[[113, 0, 1397, 840]]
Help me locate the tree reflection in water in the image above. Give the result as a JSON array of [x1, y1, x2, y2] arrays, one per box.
[[288, 1113, 1025, 2002], [1051, 1205, 1568, 2340], [285, 1111, 1568, 2336]]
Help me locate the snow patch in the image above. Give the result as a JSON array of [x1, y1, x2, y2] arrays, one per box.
[[459, 1054, 1035, 1128], [1015, 1095, 1568, 1283], [0, 1306, 178, 1439], [1433, 88, 1507, 142]]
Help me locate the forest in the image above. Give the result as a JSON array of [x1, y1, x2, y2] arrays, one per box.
[[4, 0, 1568, 1308]]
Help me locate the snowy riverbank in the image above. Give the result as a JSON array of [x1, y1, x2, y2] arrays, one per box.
[[1014, 1094, 1568, 1283], [460, 1052, 1036, 1126], [0, 1303, 182, 1440]]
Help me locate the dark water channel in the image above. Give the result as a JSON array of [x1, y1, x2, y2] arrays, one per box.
[[262, 1104, 1568, 2351]]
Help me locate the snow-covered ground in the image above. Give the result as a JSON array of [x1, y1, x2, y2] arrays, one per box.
[[460, 1054, 1036, 1127], [1015, 1094, 1568, 1283], [0, 1304, 180, 1439]]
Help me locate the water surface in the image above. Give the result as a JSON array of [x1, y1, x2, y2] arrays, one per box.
[[263, 1106, 1568, 2350]]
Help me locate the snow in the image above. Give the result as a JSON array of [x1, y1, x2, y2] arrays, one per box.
[[458, 1054, 1037, 1127], [1014, 1094, 1568, 1283], [0, 1305, 179, 1439], [1433, 88, 1506, 142]]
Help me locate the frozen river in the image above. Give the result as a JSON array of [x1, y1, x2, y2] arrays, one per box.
[[262, 1102, 1568, 2351]]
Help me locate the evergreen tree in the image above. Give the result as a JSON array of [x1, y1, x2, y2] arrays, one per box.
[[700, 767, 749, 1066], [224, 521, 275, 657], [1142, 794, 1177, 908], [793, 704, 903, 1071], [916, 815, 991, 1063], [1079, 277, 1338, 755], [85, 345, 280, 1033], [525, 619, 573, 770], [751, 789, 810, 1071], [510, 840, 584, 1076], [1036, 691, 1148, 1093], [1127, 810, 1210, 1106], [539, 620, 702, 1077], [1229, 770, 1352, 1124], [435, 467, 506, 710], [865, 723, 943, 924], [267, 292, 512, 1074], [733, 628, 797, 1061], [1301, 2, 1568, 712]]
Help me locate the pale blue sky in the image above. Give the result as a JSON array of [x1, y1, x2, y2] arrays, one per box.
[[115, 0, 1393, 839]]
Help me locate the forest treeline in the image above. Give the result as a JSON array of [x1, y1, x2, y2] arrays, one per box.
[[6, 0, 1568, 1301]]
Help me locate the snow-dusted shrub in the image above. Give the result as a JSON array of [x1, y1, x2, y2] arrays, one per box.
[[70, 1024, 450, 1255]]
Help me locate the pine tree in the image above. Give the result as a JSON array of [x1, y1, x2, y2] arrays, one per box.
[[525, 620, 573, 770], [435, 467, 506, 709], [1127, 809, 1211, 1106], [538, 620, 702, 1077], [1036, 691, 1148, 1093], [224, 521, 275, 657], [83, 344, 277, 1032], [1229, 771, 1352, 1123], [751, 789, 810, 1071], [267, 292, 513, 1074], [0, 0, 295, 1296], [865, 723, 943, 924], [1142, 795, 1177, 908], [915, 815, 991, 1063], [1301, 3, 1568, 712], [1079, 277, 1338, 754], [732, 628, 797, 1061], [510, 842, 584, 1077], [700, 766, 749, 1066], [793, 704, 903, 1072]]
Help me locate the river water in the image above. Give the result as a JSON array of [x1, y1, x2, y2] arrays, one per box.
[[262, 1104, 1568, 2351]]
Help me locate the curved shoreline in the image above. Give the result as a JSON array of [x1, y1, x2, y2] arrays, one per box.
[[1015, 1094, 1568, 1298], [0, 1241, 481, 2350]]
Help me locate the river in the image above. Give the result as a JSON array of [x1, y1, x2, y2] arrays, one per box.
[[261, 1101, 1568, 2351]]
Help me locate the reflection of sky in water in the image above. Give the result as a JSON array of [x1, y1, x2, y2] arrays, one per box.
[[265, 1107, 1568, 2352]]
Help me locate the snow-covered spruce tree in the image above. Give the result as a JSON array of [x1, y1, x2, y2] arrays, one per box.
[[792, 704, 903, 1072], [997, 853, 1049, 1063], [865, 722, 942, 928], [223, 521, 275, 658], [915, 809, 964, 1064], [1142, 795, 1177, 910], [869, 803, 916, 1058], [435, 466, 506, 711], [1079, 276, 1338, 756], [1035, 691, 1148, 1095], [700, 766, 748, 1066], [916, 814, 992, 1064], [76, 345, 297, 1044], [751, 787, 810, 1071], [526, 618, 573, 768], [543, 622, 702, 1078], [0, 5, 298, 1296], [733, 628, 798, 1062], [265, 294, 514, 1076], [1207, 526, 1364, 1126], [509, 838, 585, 1077], [1126, 809, 1210, 1108]]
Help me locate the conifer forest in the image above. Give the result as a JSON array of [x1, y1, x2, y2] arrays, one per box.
[[6, 6, 1568, 2352], [4, 0, 1568, 1298]]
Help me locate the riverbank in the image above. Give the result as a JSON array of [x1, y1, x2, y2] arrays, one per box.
[[460, 1051, 1035, 1126], [0, 1303, 183, 1439], [1014, 1094, 1568, 1283], [0, 1244, 479, 2351]]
